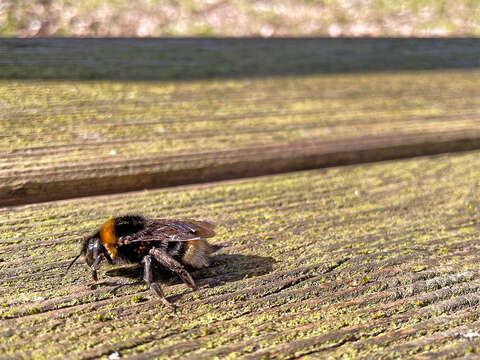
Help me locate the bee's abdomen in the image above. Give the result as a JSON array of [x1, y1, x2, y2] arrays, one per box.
[[180, 240, 211, 268], [167, 241, 183, 257]]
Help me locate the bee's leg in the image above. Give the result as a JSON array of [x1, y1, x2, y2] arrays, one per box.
[[142, 255, 175, 309], [91, 253, 104, 283], [150, 248, 197, 290]]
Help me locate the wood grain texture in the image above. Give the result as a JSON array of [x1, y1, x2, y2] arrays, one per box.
[[2, 59, 480, 205], [2, 38, 480, 80], [2, 151, 480, 359]]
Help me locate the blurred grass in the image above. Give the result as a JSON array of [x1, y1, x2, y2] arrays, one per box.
[[1, 0, 480, 37]]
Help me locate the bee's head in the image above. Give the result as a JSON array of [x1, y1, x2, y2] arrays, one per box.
[[65, 232, 102, 275], [81, 233, 102, 267]]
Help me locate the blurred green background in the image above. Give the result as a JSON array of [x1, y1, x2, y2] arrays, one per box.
[[1, 0, 479, 37]]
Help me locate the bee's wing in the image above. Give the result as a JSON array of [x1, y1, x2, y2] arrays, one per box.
[[122, 219, 215, 244], [169, 219, 216, 239]]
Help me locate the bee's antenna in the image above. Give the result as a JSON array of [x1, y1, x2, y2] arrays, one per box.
[[65, 253, 81, 276]]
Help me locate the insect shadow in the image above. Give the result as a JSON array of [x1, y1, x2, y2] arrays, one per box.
[[103, 252, 275, 298]]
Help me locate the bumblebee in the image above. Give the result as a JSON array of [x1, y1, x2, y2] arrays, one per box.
[[67, 214, 216, 308]]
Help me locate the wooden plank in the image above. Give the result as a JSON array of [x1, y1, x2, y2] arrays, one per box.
[[2, 68, 480, 205], [1, 38, 480, 80], [2, 129, 480, 206], [1, 151, 480, 358]]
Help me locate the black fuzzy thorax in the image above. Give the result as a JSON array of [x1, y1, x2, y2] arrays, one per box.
[[114, 215, 148, 238], [112, 215, 188, 264]]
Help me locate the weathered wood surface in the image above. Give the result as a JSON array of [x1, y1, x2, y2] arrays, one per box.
[[2, 151, 480, 359], [2, 38, 480, 80], [2, 66, 480, 205]]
